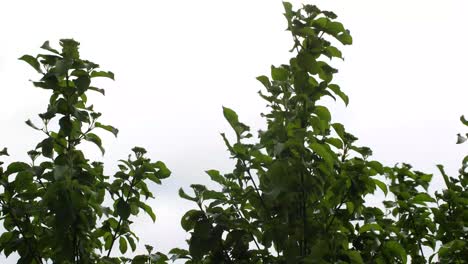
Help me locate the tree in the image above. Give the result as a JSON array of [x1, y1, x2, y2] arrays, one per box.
[[1, 2, 467, 264], [174, 2, 467, 264], [0, 39, 171, 263]]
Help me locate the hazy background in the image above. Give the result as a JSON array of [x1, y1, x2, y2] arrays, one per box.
[[1, 0, 467, 262]]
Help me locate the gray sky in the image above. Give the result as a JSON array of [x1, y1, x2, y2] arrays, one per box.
[[1, 0, 467, 262]]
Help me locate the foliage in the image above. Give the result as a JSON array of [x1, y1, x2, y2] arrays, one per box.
[[174, 2, 467, 264], [0, 40, 170, 263], [0, 2, 467, 264]]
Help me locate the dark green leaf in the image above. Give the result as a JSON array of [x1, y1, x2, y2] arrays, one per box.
[[384, 241, 407, 264], [271, 66, 289, 81], [19, 55, 42, 73], [6, 162, 30, 174], [310, 142, 334, 168], [40, 41, 60, 54], [0, 147, 8, 156], [119, 236, 128, 254], [456, 133, 466, 144], [412, 193, 435, 204], [116, 198, 131, 220], [373, 179, 388, 195], [95, 122, 119, 137], [256, 75, 271, 88], [205, 170, 225, 184], [138, 201, 156, 222], [460, 115, 468, 126], [179, 188, 197, 202], [25, 119, 41, 130], [91, 71, 115, 80], [338, 31, 353, 45], [155, 161, 171, 179], [89, 86, 105, 95], [85, 133, 105, 154], [328, 84, 349, 106]]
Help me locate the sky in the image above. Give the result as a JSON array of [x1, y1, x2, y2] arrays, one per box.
[[1, 0, 467, 262]]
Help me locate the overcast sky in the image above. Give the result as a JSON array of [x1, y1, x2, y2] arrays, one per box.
[[1, 0, 467, 262]]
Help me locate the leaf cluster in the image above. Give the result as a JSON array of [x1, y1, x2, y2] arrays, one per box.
[[0, 40, 170, 263]]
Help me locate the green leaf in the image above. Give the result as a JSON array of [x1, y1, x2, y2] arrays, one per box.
[[145, 244, 153, 254], [179, 188, 197, 202], [91, 71, 115, 80], [325, 46, 343, 59], [40, 41, 60, 54], [460, 115, 468, 126], [283, 2, 293, 20], [373, 179, 388, 195], [202, 190, 225, 200], [327, 21, 345, 35], [119, 236, 128, 254], [60, 39, 80, 59], [53, 165, 69, 180], [297, 52, 316, 70], [328, 84, 349, 106], [181, 210, 202, 231], [89, 86, 105, 95], [95, 122, 119, 137], [132, 255, 148, 264], [74, 76, 91, 92], [326, 138, 343, 149], [222, 106, 249, 138], [456, 133, 466, 144], [154, 161, 171, 179], [332, 123, 345, 140], [368, 161, 384, 174], [25, 119, 41, 130], [315, 105, 331, 122], [271, 66, 289, 81], [59, 116, 73, 136], [6, 162, 30, 175], [205, 170, 225, 184], [40, 137, 54, 158], [0, 147, 8, 156], [256, 75, 271, 88], [359, 223, 383, 233], [116, 198, 131, 220], [437, 164, 453, 189], [127, 235, 136, 252], [412, 193, 435, 204], [19, 55, 42, 73], [84, 133, 105, 154], [384, 241, 407, 264], [223, 106, 239, 126], [338, 31, 353, 45], [138, 201, 156, 222], [14, 171, 33, 190], [310, 142, 334, 168], [346, 250, 364, 264]]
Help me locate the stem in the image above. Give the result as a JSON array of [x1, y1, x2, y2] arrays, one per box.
[[240, 160, 269, 215], [65, 72, 80, 264], [325, 190, 349, 232], [301, 172, 307, 256], [410, 213, 425, 259], [106, 218, 123, 258], [106, 175, 138, 257], [230, 199, 261, 251]]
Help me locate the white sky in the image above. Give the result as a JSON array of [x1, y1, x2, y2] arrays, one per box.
[[1, 0, 467, 262]]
